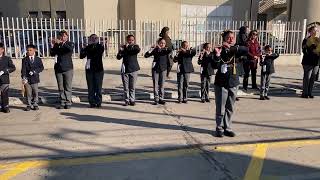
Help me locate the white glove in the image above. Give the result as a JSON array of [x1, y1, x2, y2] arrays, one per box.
[[22, 78, 28, 85], [0, 71, 4, 76], [29, 71, 34, 76]]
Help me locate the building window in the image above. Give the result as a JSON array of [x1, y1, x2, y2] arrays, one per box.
[[42, 11, 51, 19], [56, 11, 66, 19], [28, 11, 39, 18]]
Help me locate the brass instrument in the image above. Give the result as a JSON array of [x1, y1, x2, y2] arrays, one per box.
[[306, 36, 320, 55]]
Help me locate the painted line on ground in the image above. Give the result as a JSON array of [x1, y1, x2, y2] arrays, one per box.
[[0, 162, 39, 180], [0, 148, 201, 180], [211, 138, 320, 152], [1, 139, 320, 179], [243, 144, 269, 180]]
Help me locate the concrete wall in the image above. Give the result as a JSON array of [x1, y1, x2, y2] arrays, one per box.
[[83, 0, 118, 20], [232, 0, 259, 21], [182, 0, 230, 6], [135, 0, 181, 21], [65, 0, 85, 19], [0, 0, 260, 21], [289, 0, 320, 24], [0, 0, 84, 19], [119, 0, 136, 20]]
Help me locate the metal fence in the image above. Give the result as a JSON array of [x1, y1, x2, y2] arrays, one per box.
[[0, 17, 306, 59]]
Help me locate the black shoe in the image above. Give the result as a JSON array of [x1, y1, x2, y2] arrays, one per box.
[[264, 96, 270, 100], [201, 99, 206, 103], [252, 86, 259, 90], [159, 100, 166, 105], [90, 104, 96, 108], [57, 105, 65, 109], [178, 100, 182, 104], [205, 99, 211, 103], [129, 101, 136, 106], [182, 100, 188, 104], [224, 130, 236, 137], [123, 101, 129, 106], [301, 95, 309, 99], [3, 108, 10, 113], [96, 104, 102, 108], [259, 96, 265, 100], [32, 106, 39, 111], [215, 129, 224, 138], [64, 105, 71, 109], [24, 106, 32, 111], [152, 101, 159, 105], [236, 97, 240, 101], [309, 95, 314, 99]]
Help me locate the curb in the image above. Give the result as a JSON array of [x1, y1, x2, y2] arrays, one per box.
[[8, 87, 306, 105]]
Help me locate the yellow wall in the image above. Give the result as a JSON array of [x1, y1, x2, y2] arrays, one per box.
[[135, 0, 181, 21], [83, 0, 118, 20]]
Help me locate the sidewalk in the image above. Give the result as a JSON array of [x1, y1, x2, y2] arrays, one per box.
[[7, 65, 320, 105]]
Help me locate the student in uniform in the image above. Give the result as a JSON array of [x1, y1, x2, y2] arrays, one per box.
[[21, 44, 44, 111], [159, 27, 174, 79], [213, 30, 248, 138], [50, 30, 75, 109], [259, 45, 279, 100], [0, 43, 16, 113], [80, 34, 105, 108], [173, 41, 196, 104], [116, 35, 141, 106], [198, 43, 215, 103], [144, 38, 172, 105]]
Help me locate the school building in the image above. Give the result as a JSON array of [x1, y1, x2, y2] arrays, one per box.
[[0, 0, 259, 21], [258, 0, 320, 24]]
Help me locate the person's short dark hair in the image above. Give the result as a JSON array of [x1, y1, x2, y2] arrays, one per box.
[[157, 37, 166, 43], [126, 34, 135, 39], [26, 44, 36, 49], [202, 43, 210, 50], [308, 26, 316, 33], [181, 41, 188, 47], [239, 26, 248, 34], [264, 45, 272, 51], [59, 30, 68, 37], [248, 30, 258, 38], [222, 30, 234, 41], [0, 43, 4, 49]]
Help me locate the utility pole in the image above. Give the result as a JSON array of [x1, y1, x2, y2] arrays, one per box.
[[249, 0, 253, 21], [49, 0, 53, 18]]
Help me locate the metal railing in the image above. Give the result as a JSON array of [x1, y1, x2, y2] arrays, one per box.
[[0, 17, 306, 59], [259, 0, 287, 13]]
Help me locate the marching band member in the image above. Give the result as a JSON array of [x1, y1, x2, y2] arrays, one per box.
[[213, 30, 248, 137], [0, 43, 16, 113], [259, 45, 279, 100], [116, 35, 141, 106], [21, 44, 44, 111], [145, 38, 172, 105], [173, 41, 196, 103], [80, 34, 105, 108], [198, 43, 216, 103]]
